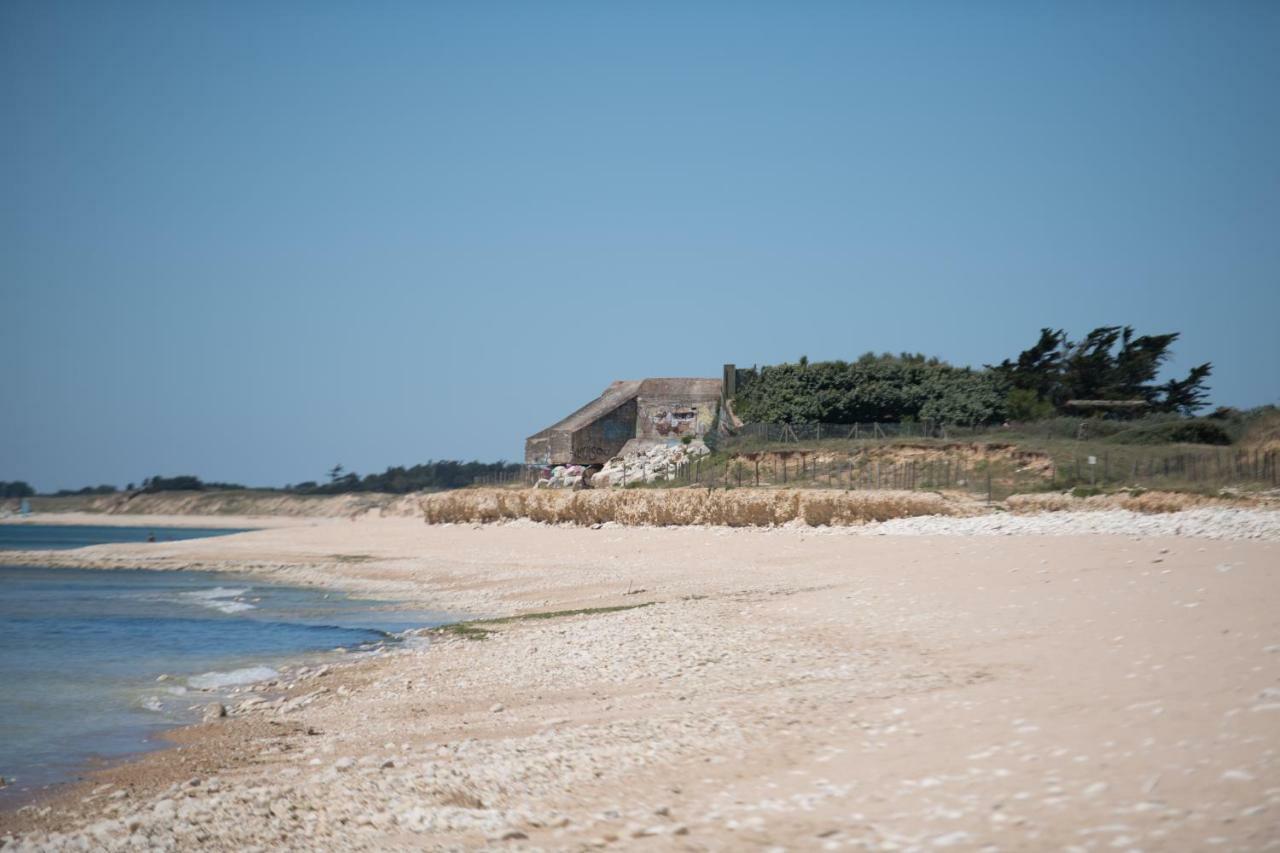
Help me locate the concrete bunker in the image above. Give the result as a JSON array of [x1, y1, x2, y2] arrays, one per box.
[[525, 377, 722, 468]]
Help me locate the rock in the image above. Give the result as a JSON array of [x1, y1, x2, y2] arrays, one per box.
[[202, 703, 226, 722], [380, 759, 396, 769], [490, 703, 505, 713], [333, 757, 355, 771]]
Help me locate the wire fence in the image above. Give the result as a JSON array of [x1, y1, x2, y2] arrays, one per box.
[[728, 421, 992, 443], [723, 418, 1220, 444], [638, 445, 1278, 500], [471, 467, 541, 487], [476, 420, 1278, 498]]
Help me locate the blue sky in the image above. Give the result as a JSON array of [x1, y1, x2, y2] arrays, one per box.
[[3, 1, 1278, 491]]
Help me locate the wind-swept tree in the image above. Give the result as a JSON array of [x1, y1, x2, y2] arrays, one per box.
[[1160, 363, 1214, 416], [991, 326, 1211, 416]]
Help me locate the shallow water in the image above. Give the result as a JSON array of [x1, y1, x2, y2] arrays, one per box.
[[0, 523, 250, 551], [0, 564, 448, 801]]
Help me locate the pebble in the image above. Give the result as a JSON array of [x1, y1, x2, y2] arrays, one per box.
[[853, 508, 1280, 541]]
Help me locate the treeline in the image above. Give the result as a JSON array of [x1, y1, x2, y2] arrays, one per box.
[[9, 462, 522, 499], [290, 461, 522, 495], [53, 484, 118, 497], [0, 481, 36, 498], [733, 326, 1214, 426], [138, 475, 247, 493]]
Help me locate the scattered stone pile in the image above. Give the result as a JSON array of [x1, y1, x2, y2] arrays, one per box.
[[535, 465, 587, 489], [590, 441, 710, 488]]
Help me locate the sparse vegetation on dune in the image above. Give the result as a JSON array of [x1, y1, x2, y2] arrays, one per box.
[[1005, 489, 1267, 514], [710, 416, 1279, 498]]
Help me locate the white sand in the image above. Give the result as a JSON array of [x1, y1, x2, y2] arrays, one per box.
[[2, 514, 1278, 851]]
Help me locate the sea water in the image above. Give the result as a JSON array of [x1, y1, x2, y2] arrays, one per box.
[[0, 523, 250, 551], [0, 553, 448, 802]]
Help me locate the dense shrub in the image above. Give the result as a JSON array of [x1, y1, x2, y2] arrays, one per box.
[[734, 355, 1007, 426], [1104, 419, 1232, 445]]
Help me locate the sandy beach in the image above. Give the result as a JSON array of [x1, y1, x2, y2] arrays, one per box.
[[2, 512, 1278, 851]]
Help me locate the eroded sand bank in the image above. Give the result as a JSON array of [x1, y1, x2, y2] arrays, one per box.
[[2, 516, 1278, 851]]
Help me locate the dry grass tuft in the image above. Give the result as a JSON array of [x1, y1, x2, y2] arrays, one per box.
[[1240, 408, 1280, 455], [421, 488, 958, 528]]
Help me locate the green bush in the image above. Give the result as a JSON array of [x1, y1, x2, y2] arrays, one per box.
[[1005, 388, 1055, 421], [733, 355, 1007, 425], [1105, 419, 1232, 445]]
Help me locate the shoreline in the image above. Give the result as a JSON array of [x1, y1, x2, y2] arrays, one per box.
[[0, 558, 446, 819], [2, 512, 1278, 849]]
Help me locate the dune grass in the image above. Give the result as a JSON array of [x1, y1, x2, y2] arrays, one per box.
[[435, 602, 656, 641], [421, 487, 957, 527]]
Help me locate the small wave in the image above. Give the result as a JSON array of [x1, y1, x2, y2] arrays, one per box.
[[183, 587, 250, 600], [187, 665, 278, 690], [210, 600, 255, 614], [179, 587, 256, 614], [140, 696, 166, 713]]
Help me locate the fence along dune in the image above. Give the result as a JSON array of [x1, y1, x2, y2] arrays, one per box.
[[420, 487, 958, 527]]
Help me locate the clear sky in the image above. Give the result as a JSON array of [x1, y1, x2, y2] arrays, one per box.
[[3, 1, 1278, 491]]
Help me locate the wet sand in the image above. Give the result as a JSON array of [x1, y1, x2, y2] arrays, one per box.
[[2, 515, 1278, 850]]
